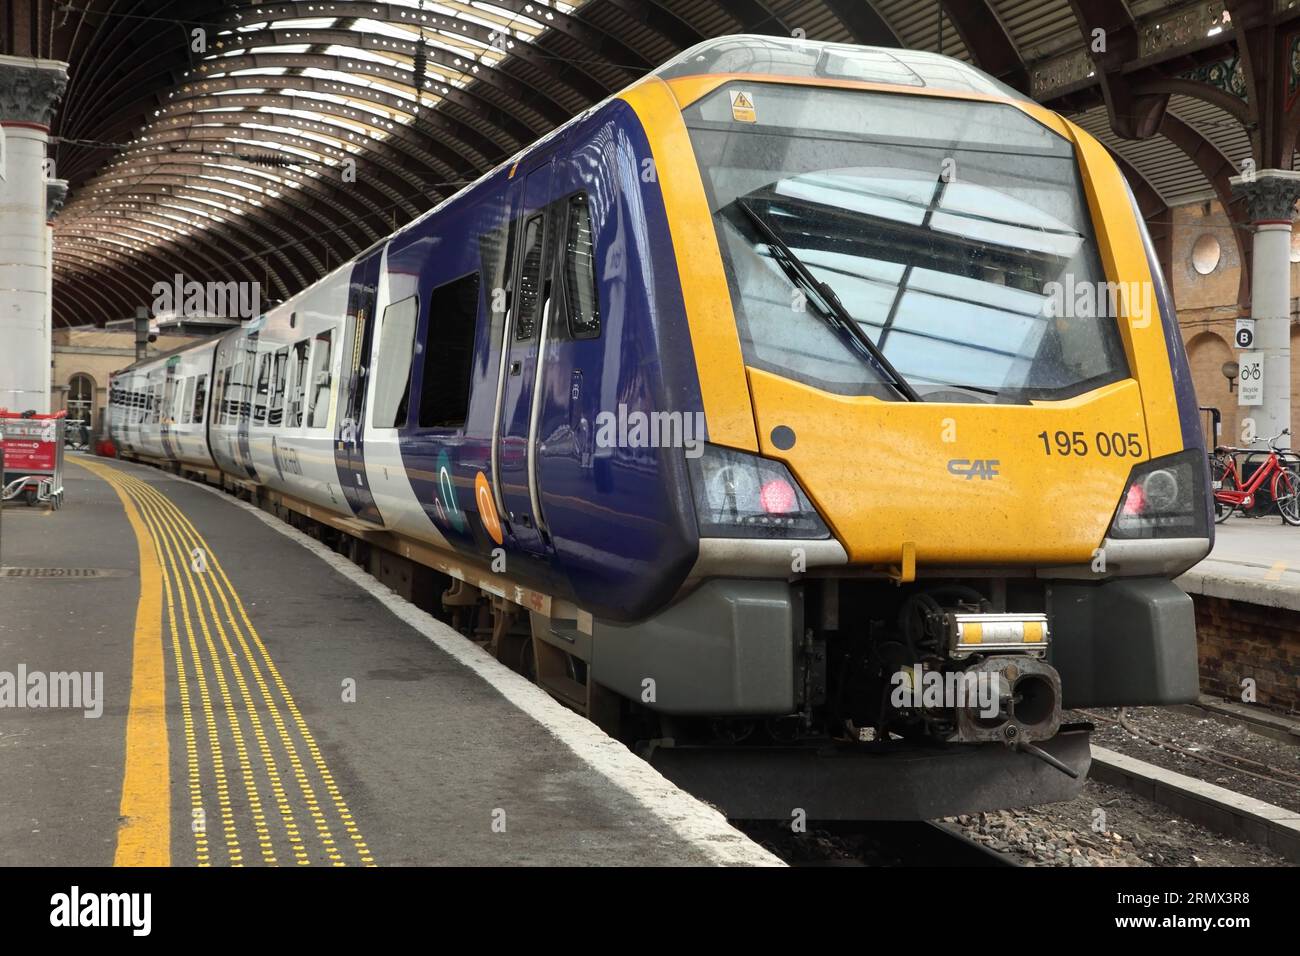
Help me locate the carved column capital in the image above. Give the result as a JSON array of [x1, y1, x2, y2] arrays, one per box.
[[0, 54, 68, 126], [1230, 169, 1300, 223]]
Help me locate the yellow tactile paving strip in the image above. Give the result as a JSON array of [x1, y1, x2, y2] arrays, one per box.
[[74, 458, 375, 867]]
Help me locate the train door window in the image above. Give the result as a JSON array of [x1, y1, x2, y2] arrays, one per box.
[[419, 273, 480, 428], [307, 329, 334, 428], [214, 367, 229, 425], [227, 359, 244, 423], [181, 377, 196, 424], [193, 374, 207, 424], [269, 347, 290, 426], [238, 351, 255, 423], [150, 384, 161, 424], [478, 218, 516, 327], [514, 215, 545, 339], [170, 378, 186, 424], [253, 352, 272, 425], [288, 339, 310, 427], [372, 295, 419, 429], [563, 194, 600, 338], [162, 376, 177, 425]]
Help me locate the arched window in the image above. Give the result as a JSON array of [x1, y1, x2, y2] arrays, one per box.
[[68, 373, 96, 435]]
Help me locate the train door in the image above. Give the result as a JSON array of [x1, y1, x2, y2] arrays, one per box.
[[233, 332, 260, 479], [160, 356, 180, 460], [333, 252, 384, 524], [494, 156, 558, 555]]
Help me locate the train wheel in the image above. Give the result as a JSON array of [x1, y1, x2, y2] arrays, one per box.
[[517, 637, 536, 682], [1272, 469, 1300, 526]]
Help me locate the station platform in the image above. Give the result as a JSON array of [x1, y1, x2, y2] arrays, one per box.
[[1178, 517, 1300, 612], [0, 454, 777, 867]]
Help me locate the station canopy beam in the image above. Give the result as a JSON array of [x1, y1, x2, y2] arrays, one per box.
[[0, 0, 1290, 327]]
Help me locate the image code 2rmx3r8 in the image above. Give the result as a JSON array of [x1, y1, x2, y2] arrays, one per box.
[[109, 35, 1212, 821]]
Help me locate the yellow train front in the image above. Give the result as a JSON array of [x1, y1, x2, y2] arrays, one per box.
[[612, 37, 1212, 819]]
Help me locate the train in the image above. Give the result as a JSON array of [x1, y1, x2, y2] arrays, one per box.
[[109, 35, 1212, 820]]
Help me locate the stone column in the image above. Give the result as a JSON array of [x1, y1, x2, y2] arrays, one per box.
[[45, 178, 67, 415], [0, 54, 67, 414], [1230, 169, 1300, 451]]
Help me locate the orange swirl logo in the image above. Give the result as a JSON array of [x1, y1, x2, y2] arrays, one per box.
[[475, 471, 503, 545]]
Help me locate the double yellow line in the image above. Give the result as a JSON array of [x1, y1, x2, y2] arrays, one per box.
[[76, 458, 374, 867]]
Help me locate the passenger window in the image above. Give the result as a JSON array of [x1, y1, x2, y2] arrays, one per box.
[[373, 295, 419, 429], [307, 330, 334, 428], [564, 194, 600, 338], [181, 377, 196, 424], [420, 273, 480, 428], [193, 374, 207, 425], [514, 215, 544, 339], [253, 353, 272, 425], [269, 347, 290, 426], [288, 339, 310, 427]]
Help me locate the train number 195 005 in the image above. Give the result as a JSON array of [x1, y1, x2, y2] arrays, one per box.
[[1037, 429, 1143, 458]]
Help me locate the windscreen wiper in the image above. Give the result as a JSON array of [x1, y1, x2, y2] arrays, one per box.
[[734, 198, 921, 403]]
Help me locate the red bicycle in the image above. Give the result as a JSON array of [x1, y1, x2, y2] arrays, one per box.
[[1211, 429, 1300, 526]]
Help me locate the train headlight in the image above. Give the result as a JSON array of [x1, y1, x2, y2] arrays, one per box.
[[1107, 448, 1209, 539], [688, 444, 830, 538], [948, 613, 1050, 659]]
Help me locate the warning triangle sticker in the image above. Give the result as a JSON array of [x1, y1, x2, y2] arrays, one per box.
[[728, 90, 756, 123]]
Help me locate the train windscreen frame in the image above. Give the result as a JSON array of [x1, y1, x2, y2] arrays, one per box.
[[684, 83, 1130, 404]]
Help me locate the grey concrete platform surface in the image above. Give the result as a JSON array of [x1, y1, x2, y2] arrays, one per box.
[[0, 454, 778, 867], [1177, 516, 1300, 611]]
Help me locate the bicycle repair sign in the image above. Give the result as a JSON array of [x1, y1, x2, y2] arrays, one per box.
[[1238, 351, 1264, 406]]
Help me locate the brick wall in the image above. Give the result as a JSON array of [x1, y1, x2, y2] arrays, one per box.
[[1194, 594, 1300, 712]]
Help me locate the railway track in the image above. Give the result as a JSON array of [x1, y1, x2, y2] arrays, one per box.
[[732, 819, 1020, 867], [1081, 708, 1300, 792]]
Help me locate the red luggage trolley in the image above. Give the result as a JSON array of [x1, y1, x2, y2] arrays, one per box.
[[1, 410, 66, 509]]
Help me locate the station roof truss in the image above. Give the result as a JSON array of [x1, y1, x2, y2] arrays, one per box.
[[10, 0, 1298, 325]]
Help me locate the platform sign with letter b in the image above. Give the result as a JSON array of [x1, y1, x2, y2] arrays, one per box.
[[1234, 318, 1255, 349], [1238, 351, 1264, 406]]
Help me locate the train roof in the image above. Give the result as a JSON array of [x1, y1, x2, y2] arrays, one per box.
[[112, 331, 223, 378], [655, 34, 1031, 103]]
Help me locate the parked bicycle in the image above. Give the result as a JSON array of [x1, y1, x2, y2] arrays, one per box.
[[1210, 429, 1300, 525]]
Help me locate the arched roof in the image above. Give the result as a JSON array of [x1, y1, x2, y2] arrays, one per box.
[[3, 0, 1288, 325]]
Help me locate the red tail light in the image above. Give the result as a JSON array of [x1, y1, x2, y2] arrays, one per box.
[[760, 478, 797, 514], [1121, 482, 1146, 515]]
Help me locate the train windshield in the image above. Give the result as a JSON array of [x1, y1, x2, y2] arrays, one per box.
[[684, 83, 1130, 403]]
